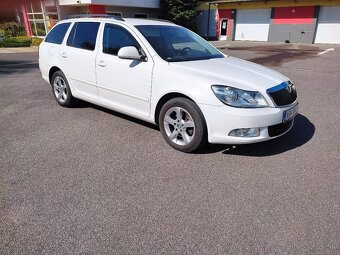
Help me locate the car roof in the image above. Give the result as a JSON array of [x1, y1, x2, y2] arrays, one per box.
[[124, 18, 177, 26]]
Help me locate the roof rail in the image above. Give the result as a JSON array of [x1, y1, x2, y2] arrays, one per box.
[[144, 18, 174, 24], [65, 14, 124, 21]]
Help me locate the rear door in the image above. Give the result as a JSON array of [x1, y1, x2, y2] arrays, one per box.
[[60, 21, 101, 102], [39, 22, 71, 82], [95, 23, 154, 119]]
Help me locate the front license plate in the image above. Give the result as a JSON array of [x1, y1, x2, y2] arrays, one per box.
[[282, 103, 298, 122]]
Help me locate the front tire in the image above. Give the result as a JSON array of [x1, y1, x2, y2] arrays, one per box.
[[159, 98, 207, 153], [51, 71, 75, 107]]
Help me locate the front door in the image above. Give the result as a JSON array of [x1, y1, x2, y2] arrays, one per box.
[[220, 19, 228, 40], [96, 23, 153, 119]]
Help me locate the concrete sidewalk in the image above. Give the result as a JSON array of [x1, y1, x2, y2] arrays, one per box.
[[0, 46, 39, 54]]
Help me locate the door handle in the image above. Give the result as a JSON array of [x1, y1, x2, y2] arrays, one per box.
[[61, 52, 67, 58], [98, 61, 106, 67]]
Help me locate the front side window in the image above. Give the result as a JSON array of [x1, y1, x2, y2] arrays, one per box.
[[136, 25, 224, 62], [103, 24, 140, 56], [66, 22, 100, 51], [45, 22, 71, 44]]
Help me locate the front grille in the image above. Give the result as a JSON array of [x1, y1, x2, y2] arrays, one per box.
[[268, 119, 294, 137], [267, 82, 297, 106]]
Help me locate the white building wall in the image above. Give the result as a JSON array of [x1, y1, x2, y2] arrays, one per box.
[[58, 0, 85, 5], [59, 5, 81, 18], [92, 0, 159, 8], [105, 6, 160, 18]]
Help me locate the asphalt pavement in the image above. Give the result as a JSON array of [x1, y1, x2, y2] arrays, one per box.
[[0, 42, 339, 254]]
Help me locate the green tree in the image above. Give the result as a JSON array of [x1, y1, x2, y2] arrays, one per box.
[[160, 0, 202, 29]]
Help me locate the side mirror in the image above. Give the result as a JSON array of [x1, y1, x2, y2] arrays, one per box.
[[117, 46, 147, 61]]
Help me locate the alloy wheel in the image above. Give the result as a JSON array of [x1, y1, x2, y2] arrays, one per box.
[[163, 107, 195, 146], [53, 76, 68, 103]]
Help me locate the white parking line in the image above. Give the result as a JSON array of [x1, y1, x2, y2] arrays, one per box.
[[318, 48, 335, 55]]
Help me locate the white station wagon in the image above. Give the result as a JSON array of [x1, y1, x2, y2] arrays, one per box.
[[39, 15, 298, 152]]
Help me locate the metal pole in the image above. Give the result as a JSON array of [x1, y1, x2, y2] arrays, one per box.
[[206, 3, 211, 39]]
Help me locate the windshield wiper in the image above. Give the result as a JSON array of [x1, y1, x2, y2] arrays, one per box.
[[166, 55, 224, 62], [166, 56, 184, 62]]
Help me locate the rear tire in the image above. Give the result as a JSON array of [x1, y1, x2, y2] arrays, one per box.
[[51, 71, 75, 107], [159, 98, 207, 153]]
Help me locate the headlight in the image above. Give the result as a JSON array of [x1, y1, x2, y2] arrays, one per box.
[[211, 85, 269, 108]]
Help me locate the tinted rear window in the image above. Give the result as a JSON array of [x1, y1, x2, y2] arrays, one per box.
[[45, 23, 71, 44], [66, 22, 100, 51]]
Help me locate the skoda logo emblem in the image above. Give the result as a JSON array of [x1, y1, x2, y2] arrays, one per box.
[[287, 84, 293, 93]]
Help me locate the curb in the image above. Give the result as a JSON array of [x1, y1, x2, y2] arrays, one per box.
[[0, 46, 39, 54]]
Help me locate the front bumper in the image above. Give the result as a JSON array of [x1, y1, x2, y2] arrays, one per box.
[[198, 102, 297, 144]]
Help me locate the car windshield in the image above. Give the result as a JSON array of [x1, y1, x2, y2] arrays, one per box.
[[135, 25, 224, 62]]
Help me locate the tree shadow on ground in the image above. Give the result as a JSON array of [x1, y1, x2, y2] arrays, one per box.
[[75, 100, 159, 131], [0, 60, 38, 75]]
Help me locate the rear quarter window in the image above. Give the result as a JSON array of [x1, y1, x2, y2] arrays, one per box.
[[66, 22, 100, 51], [45, 23, 71, 45]]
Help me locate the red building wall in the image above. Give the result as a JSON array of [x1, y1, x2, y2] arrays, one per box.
[[216, 9, 235, 39], [89, 4, 105, 14], [273, 6, 315, 24], [21, 2, 32, 36]]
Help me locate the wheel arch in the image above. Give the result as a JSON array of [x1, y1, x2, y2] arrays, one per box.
[[49, 66, 62, 84], [154, 92, 196, 126]]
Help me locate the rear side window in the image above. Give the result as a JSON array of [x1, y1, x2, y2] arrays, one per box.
[[45, 23, 71, 44], [103, 24, 140, 56], [66, 22, 100, 51]]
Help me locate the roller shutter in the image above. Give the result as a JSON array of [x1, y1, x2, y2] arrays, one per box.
[[315, 6, 340, 44], [235, 9, 271, 41]]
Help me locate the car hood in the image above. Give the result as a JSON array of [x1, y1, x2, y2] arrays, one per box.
[[170, 56, 289, 92]]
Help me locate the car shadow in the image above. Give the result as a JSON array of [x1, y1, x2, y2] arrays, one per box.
[[198, 114, 315, 156], [74, 101, 314, 156], [75, 100, 159, 131]]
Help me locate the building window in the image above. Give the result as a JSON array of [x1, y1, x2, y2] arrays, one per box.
[[27, 0, 46, 36], [106, 12, 123, 18], [134, 13, 148, 19], [25, 0, 60, 36]]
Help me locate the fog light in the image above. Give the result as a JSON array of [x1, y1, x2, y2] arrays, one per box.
[[229, 128, 260, 137]]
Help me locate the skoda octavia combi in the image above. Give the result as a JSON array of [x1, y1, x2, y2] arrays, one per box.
[[39, 15, 298, 152]]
